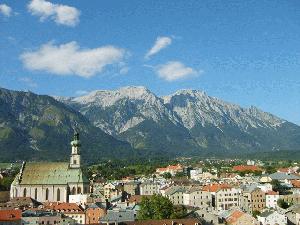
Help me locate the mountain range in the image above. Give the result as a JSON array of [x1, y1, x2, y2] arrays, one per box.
[[60, 86, 300, 157], [0, 87, 133, 163], [0, 86, 300, 162]]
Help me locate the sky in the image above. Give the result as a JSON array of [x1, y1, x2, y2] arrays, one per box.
[[1, 0, 300, 124]]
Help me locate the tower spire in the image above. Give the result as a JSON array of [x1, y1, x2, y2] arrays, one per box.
[[70, 131, 81, 168]]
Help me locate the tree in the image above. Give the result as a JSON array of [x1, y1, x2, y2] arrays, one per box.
[[252, 210, 261, 218], [271, 179, 289, 194], [137, 194, 175, 220], [277, 199, 292, 209], [163, 172, 172, 179], [172, 205, 187, 219]]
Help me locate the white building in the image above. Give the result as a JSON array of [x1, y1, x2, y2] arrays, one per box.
[[10, 133, 89, 203], [164, 186, 186, 205], [190, 168, 203, 180], [183, 187, 211, 209], [140, 181, 160, 195], [69, 194, 89, 209], [215, 187, 240, 211], [265, 191, 280, 209], [257, 210, 287, 225]]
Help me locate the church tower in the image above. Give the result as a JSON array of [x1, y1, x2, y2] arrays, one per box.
[[70, 132, 81, 168]]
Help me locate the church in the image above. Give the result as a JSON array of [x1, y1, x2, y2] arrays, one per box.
[[10, 132, 90, 203]]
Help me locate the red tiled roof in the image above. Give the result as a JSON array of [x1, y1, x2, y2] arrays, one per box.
[[291, 180, 300, 188], [226, 210, 245, 224], [202, 183, 232, 192], [115, 218, 201, 225], [266, 190, 279, 195], [278, 168, 290, 173], [232, 165, 261, 172], [44, 202, 83, 213], [156, 164, 183, 172], [0, 209, 21, 221], [128, 195, 151, 204]]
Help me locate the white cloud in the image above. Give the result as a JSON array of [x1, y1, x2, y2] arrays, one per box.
[[20, 41, 126, 78], [156, 61, 201, 81], [19, 77, 37, 87], [119, 66, 129, 75], [28, 0, 80, 26], [145, 36, 172, 59], [0, 4, 12, 17], [75, 90, 88, 96]]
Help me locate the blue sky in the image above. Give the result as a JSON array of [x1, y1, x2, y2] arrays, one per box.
[[1, 0, 300, 124]]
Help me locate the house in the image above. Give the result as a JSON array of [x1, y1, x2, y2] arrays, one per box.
[[121, 218, 201, 225], [44, 202, 85, 225], [85, 203, 107, 224], [214, 187, 240, 211], [164, 186, 187, 205], [222, 209, 259, 225], [140, 181, 160, 195], [257, 210, 287, 225], [156, 165, 184, 176], [123, 181, 140, 196], [190, 168, 203, 180], [0, 209, 21, 225], [100, 209, 135, 224], [196, 209, 223, 225], [128, 195, 150, 205], [240, 186, 266, 213], [265, 191, 279, 209], [0, 197, 41, 210], [280, 193, 300, 205], [268, 172, 300, 182], [21, 210, 76, 225], [183, 187, 211, 209], [202, 183, 231, 208], [104, 183, 122, 200], [285, 204, 300, 225], [232, 165, 262, 173]]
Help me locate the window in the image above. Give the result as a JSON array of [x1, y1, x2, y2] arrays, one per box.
[[57, 188, 60, 201], [35, 188, 38, 200], [23, 188, 27, 197], [72, 187, 76, 195], [73, 160, 77, 165], [77, 187, 82, 194], [45, 188, 49, 201]]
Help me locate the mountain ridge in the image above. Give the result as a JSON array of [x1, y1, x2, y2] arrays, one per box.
[[60, 86, 300, 155]]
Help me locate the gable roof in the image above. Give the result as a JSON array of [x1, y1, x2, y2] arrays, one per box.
[[202, 183, 231, 192], [44, 202, 84, 213], [226, 210, 245, 224], [12, 162, 89, 185], [0, 209, 21, 221], [232, 165, 261, 172], [121, 218, 201, 225], [269, 172, 300, 181]]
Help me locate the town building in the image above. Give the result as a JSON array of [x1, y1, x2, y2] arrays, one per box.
[[10, 133, 89, 203], [183, 187, 211, 209], [140, 182, 160, 195], [265, 191, 279, 209], [257, 210, 287, 225], [0, 209, 21, 225], [222, 209, 259, 225], [44, 202, 85, 225], [21, 210, 76, 225], [214, 187, 240, 211], [85, 203, 107, 224], [123, 181, 140, 196], [164, 186, 187, 205], [156, 165, 183, 176]]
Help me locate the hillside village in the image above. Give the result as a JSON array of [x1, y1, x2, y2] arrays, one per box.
[[1, 135, 300, 225]]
